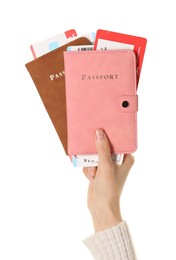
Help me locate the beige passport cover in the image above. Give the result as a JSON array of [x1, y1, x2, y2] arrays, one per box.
[[25, 37, 91, 153]]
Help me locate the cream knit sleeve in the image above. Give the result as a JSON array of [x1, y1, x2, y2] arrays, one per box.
[[83, 221, 137, 260]]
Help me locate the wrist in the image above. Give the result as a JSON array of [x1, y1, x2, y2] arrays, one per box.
[[91, 209, 122, 233]]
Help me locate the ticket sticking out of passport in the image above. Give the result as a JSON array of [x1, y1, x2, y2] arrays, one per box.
[[72, 154, 124, 167], [30, 31, 95, 59], [30, 29, 77, 58], [94, 29, 147, 85], [67, 45, 94, 51]]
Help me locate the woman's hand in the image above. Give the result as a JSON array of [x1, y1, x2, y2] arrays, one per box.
[[83, 128, 134, 233]]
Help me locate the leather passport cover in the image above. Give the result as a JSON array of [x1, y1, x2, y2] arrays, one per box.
[[64, 50, 138, 155], [25, 37, 91, 154]]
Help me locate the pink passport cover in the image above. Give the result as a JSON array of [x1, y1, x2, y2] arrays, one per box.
[[64, 50, 138, 155]]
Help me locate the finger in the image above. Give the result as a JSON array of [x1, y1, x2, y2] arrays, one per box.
[[116, 154, 135, 181], [95, 128, 112, 166], [123, 154, 135, 169], [83, 167, 88, 178], [83, 167, 97, 183]]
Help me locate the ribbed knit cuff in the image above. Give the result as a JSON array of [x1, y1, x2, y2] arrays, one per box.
[[83, 221, 137, 260]]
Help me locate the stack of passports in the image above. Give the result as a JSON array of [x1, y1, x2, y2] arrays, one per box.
[[25, 38, 138, 165]]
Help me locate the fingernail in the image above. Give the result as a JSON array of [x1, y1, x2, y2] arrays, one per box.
[[96, 129, 104, 141]]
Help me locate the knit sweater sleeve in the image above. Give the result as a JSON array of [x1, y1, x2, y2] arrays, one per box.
[[83, 221, 137, 260]]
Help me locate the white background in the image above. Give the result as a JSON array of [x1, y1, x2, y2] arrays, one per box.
[[0, 0, 176, 259]]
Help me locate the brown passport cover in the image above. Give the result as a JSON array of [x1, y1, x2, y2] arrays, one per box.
[[25, 37, 91, 154]]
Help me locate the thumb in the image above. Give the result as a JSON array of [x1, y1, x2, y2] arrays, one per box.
[[95, 129, 112, 166]]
